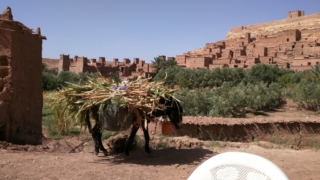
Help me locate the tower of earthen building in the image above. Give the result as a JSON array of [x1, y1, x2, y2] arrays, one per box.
[[58, 55, 168, 79]]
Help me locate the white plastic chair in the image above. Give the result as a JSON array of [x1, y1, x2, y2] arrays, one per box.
[[188, 151, 289, 180]]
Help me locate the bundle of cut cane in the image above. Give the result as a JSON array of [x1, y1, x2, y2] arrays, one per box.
[[50, 74, 180, 128]]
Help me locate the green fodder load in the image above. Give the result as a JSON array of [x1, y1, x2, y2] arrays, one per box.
[[49, 74, 180, 133]]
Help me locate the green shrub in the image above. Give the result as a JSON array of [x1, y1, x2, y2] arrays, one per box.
[[57, 71, 81, 87], [240, 82, 282, 111], [78, 72, 100, 84], [209, 82, 246, 117], [175, 88, 214, 116], [154, 66, 246, 88], [42, 72, 59, 91], [292, 80, 320, 111], [175, 82, 282, 117], [177, 77, 190, 88], [153, 66, 183, 86], [245, 64, 292, 85]]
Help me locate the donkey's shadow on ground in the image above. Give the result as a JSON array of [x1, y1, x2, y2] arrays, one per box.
[[93, 147, 216, 166]]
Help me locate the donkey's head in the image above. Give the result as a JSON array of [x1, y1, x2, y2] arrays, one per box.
[[158, 97, 183, 129]]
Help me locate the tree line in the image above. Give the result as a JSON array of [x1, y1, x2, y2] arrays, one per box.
[[42, 59, 320, 117], [153, 63, 320, 117]]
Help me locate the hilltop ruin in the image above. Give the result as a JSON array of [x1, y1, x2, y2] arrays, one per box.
[[0, 7, 46, 144], [176, 10, 320, 71]]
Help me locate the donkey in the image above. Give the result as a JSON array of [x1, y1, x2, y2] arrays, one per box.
[[85, 97, 183, 156]]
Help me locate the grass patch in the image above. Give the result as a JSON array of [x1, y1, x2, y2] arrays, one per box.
[[155, 141, 170, 150], [101, 131, 114, 140], [134, 135, 144, 146], [255, 142, 276, 149], [207, 141, 221, 148], [270, 136, 292, 148], [69, 127, 81, 136], [156, 134, 171, 141], [152, 134, 172, 150], [305, 139, 320, 151], [47, 134, 63, 140], [42, 91, 83, 139], [42, 93, 59, 138]]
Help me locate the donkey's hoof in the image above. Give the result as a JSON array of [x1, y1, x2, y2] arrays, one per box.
[[94, 151, 99, 156], [145, 148, 152, 154], [102, 150, 108, 156]]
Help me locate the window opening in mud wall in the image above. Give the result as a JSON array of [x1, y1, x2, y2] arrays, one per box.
[[0, 56, 9, 66], [308, 62, 311, 66], [287, 38, 289, 42], [0, 67, 9, 78]]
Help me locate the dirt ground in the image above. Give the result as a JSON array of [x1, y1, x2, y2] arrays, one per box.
[[0, 134, 320, 180], [1, 99, 319, 180]]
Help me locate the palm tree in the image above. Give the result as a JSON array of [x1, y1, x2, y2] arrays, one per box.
[[151, 57, 166, 72], [165, 59, 177, 68], [311, 63, 320, 81]]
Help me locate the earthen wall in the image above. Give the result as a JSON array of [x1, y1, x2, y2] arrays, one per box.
[[176, 11, 320, 71], [0, 16, 44, 144], [186, 57, 212, 69], [58, 54, 158, 79], [303, 46, 320, 56], [291, 58, 320, 66], [288, 10, 304, 18], [259, 56, 274, 64], [176, 55, 186, 64], [211, 58, 230, 65], [172, 117, 320, 148]]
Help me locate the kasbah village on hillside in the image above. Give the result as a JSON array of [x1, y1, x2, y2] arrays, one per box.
[[1, 5, 320, 180]]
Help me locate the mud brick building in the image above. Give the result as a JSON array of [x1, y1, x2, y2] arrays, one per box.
[[176, 10, 320, 71], [58, 55, 159, 79], [0, 7, 46, 144]]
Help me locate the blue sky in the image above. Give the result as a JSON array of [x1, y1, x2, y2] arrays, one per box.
[[2, 0, 319, 63]]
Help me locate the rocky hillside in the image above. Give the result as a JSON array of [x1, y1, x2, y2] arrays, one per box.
[[226, 13, 320, 41], [42, 58, 59, 70]]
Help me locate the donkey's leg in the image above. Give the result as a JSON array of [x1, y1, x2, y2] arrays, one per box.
[[91, 125, 100, 155], [90, 106, 108, 156], [91, 123, 108, 156], [85, 110, 100, 155], [125, 122, 139, 156], [141, 120, 151, 153]]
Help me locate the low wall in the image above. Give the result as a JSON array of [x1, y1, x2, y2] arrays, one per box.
[[151, 116, 320, 148]]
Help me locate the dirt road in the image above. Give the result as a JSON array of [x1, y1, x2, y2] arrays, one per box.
[[1, 136, 320, 180]]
